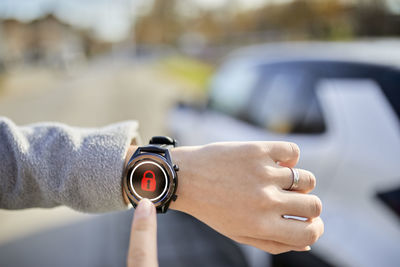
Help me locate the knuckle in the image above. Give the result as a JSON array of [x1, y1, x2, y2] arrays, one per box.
[[262, 186, 281, 209], [305, 228, 320, 245], [268, 248, 280, 255], [133, 218, 152, 232], [268, 245, 290, 255], [270, 196, 283, 210], [254, 189, 268, 208], [238, 143, 265, 161], [310, 196, 323, 217], [245, 143, 264, 155], [127, 248, 146, 265], [305, 171, 317, 189], [263, 165, 275, 178], [288, 142, 300, 158]]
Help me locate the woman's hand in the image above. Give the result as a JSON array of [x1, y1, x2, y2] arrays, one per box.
[[169, 141, 324, 254], [127, 199, 158, 267]]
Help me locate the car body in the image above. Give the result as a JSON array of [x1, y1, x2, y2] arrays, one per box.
[[168, 41, 400, 267]]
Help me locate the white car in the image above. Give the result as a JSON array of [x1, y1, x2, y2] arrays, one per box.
[[168, 42, 400, 267]]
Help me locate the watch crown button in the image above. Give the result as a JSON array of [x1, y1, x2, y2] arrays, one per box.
[[172, 195, 178, 201], [173, 164, 179, 172]]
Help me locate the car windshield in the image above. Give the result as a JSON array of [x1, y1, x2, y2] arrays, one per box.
[[208, 61, 259, 118]]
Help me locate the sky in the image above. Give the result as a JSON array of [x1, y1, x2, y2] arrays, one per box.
[[0, 0, 398, 42]]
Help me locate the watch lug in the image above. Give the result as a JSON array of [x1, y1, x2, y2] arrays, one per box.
[[173, 164, 179, 172], [164, 150, 173, 165], [133, 147, 141, 157], [156, 205, 166, 213]]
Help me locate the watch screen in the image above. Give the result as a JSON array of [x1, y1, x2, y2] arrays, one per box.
[[130, 160, 168, 201]]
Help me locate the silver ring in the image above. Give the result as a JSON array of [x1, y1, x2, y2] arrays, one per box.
[[288, 168, 300, 190]]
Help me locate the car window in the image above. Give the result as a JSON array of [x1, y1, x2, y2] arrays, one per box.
[[248, 66, 326, 134], [208, 62, 259, 118], [378, 69, 400, 123], [209, 60, 399, 134]]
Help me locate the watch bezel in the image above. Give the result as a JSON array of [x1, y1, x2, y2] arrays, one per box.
[[123, 152, 177, 210]]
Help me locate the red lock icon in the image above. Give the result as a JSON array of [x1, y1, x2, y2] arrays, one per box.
[[141, 170, 156, 191]]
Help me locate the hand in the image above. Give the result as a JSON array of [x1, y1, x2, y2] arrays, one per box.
[[169, 142, 324, 254], [127, 199, 158, 267]]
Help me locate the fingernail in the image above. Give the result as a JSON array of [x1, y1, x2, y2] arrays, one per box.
[[305, 246, 311, 251], [134, 199, 153, 220]]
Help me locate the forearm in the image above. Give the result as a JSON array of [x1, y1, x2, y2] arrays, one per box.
[[0, 117, 139, 213]]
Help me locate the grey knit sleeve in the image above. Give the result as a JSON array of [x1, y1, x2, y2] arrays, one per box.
[[0, 117, 140, 213]]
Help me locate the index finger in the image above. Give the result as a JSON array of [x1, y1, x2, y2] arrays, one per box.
[[267, 142, 300, 167], [127, 199, 158, 267]]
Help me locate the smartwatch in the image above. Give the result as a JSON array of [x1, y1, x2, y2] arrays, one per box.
[[123, 136, 179, 213]]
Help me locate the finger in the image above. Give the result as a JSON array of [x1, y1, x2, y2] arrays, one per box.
[[127, 199, 158, 267], [272, 167, 316, 193], [234, 236, 311, 255], [267, 142, 300, 167], [269, 216, 324, 248], [280, 192, 322, 219]]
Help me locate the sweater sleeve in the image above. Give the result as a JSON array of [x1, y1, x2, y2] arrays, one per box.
[[0, 117, 140, 213]]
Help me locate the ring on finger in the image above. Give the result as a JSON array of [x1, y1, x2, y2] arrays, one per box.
[[288, 168, 300, 190]]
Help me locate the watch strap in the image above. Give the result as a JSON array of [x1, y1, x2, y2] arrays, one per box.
[[149, 136, 177, 148], [147, 136, 178, 213]]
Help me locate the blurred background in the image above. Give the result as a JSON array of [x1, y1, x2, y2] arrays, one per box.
[[0, 0, 399, 266]]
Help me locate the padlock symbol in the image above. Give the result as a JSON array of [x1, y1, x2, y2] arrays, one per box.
[[141, 170, 156, 191]]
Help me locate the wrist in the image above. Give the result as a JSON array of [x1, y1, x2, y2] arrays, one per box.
[[168, 146, 197, 213], [123, 143, 189, 211], [123, 142, 196, 213]]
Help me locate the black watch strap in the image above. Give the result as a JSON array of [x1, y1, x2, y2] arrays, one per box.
[[148, 136, 178, 213], [149, 136, 177, 148]]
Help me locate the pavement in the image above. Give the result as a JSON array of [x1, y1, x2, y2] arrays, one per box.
[[0, 56, 252, 267]]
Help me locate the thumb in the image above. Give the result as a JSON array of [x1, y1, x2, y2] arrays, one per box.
[[127, 199, 158, 267]]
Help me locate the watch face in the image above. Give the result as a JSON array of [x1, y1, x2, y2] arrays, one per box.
[[129, 160, 168, 201]]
